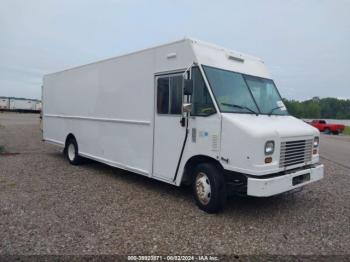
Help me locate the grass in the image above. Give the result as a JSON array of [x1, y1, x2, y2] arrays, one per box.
[[0, 178, 16, 188], [343, 126, 350, 136]]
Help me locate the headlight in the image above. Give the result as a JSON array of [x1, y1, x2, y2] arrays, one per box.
[[313, 136, 319, 148], [265, 141, 275, 155]]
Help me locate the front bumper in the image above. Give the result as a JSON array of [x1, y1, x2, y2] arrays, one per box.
[[247, 164, 324, 197]]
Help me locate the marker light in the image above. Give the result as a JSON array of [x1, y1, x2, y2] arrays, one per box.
[[265, 157, 273, 164]]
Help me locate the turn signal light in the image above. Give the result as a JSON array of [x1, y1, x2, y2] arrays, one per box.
[[265, 157, 272, 164], [313, 149, 318, 155]]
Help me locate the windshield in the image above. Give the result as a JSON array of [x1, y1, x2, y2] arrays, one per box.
[[202, 65, 288, 115]]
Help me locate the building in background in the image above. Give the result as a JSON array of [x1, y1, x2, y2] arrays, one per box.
[[312, 96, 320, 102], [0, 97, 41, 112], [0, 97, 10, 109]]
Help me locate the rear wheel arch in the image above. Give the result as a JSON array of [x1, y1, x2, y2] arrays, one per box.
[[65, 133, 77, 149]]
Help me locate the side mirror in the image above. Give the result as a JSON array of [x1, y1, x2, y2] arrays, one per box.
[[184, 79, 193, 95], [183, 103, 192, 113]]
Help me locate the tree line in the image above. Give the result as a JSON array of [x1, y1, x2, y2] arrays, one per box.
[[283, 97, 350, 119]]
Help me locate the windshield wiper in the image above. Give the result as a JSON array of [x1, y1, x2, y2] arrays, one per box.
[[268, 106, 285, 116], [221, 103, 259, 116]]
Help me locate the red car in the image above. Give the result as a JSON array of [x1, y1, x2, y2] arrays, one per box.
[[309, 120, 345, 134]]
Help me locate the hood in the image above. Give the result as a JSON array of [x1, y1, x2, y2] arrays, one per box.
[[221, 113, 319, 139], [220, 113, 320, 176]]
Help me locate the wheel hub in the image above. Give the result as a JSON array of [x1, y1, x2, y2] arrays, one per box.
[[195, 172, 211, 205], [68, 143, 75, 161]]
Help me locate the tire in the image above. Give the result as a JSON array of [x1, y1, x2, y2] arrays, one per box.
[[192, 163, 227, 213], [65, 137, 82, 165], [332, 130, 339, 135]]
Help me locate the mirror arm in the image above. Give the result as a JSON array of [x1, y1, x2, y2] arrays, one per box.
[[184, 79, 193, 96]]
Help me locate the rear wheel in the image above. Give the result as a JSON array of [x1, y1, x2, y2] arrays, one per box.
[[332, 129, 340, 135], [65, 137, 82, 165], [192, 163, 227, 213]]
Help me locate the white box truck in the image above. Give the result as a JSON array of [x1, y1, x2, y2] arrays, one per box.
[[9, 98, 37, 111], [43, 38, 324, 213]]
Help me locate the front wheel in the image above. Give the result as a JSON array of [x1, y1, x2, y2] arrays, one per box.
[[192, 163, 227, 213]]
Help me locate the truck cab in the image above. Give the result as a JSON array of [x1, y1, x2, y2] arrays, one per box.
[[171, 40, 324, 213]]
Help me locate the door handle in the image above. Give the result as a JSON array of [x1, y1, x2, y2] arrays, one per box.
[[180, 117, 186, 127]]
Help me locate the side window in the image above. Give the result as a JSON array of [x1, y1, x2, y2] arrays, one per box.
[[191, 67, 216, 116], [157, 75, 183, 114], [157, 78, 169, 114], [170, 76, 182, 114]]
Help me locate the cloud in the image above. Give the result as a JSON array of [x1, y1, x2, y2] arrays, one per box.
[[0, 0, 349, 100]]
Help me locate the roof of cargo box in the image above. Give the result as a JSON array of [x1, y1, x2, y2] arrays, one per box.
[[45, 38, 270, 78], [189, 38, 270, 78], [0, 96, 40, 102]]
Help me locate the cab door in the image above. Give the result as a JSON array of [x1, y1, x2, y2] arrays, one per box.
[[153, 73, 186, 182]]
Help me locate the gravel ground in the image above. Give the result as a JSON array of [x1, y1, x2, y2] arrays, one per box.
[[0, 112, 349, 256]]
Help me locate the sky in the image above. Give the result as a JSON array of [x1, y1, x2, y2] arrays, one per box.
[[0, 0, 349, 101]]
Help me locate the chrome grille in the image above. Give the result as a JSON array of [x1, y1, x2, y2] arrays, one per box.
[[279, 139, 313, 168]]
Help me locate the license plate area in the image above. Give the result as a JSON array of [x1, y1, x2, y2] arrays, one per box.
[[292, 173, 310, 186]]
